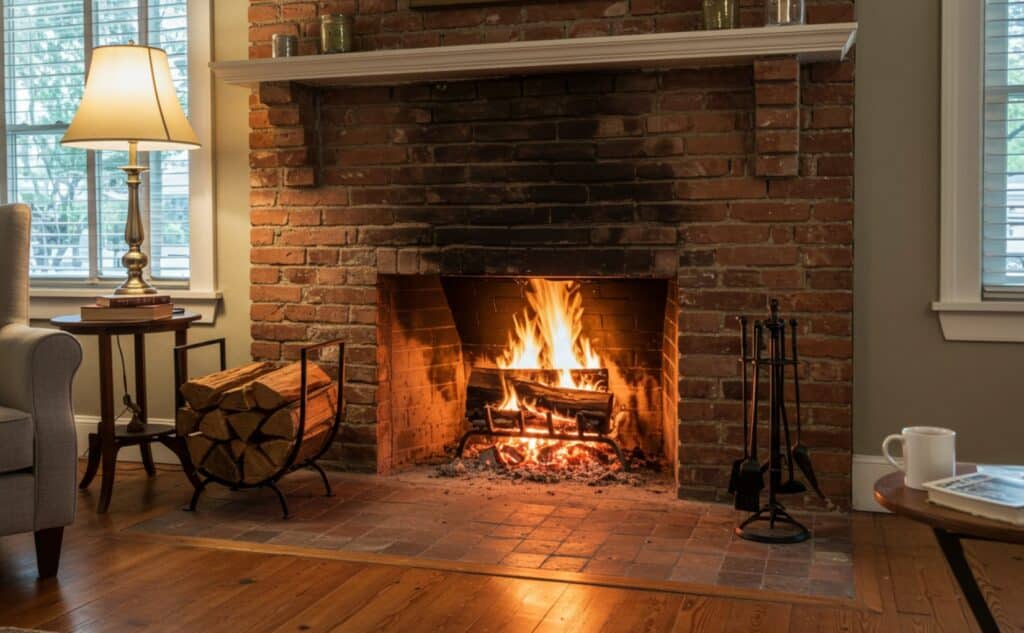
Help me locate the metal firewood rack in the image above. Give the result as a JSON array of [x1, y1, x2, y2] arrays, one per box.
[[455, 404, 630, 471], [173, 337, 346, 519]]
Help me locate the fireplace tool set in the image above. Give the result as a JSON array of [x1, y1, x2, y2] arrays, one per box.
[[729, 299, 825, 544]]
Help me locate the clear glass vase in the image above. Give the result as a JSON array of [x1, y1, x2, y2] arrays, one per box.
[[702, 0, 737, 30], [765, 0, 806, 26]]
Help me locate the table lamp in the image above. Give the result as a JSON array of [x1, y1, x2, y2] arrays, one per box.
[[61, 43, 200, 295]]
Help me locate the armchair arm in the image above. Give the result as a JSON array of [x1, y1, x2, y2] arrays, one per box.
[[0, 324, 83, 529]]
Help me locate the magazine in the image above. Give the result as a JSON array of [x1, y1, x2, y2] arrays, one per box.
[[923, 471, 1024, 526]]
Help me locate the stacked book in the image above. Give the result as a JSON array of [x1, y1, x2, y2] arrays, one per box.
[[80, 294, 174, 322], [925, 465, 1024, 526]]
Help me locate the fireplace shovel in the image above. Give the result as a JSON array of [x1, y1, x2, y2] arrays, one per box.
[[733, 321, 764, 513], [777, 324, 806, 495], [789, 319, 825, 500], [728, 317, 750, 496]]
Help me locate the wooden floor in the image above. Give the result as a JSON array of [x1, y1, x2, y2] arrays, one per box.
[[1, 463, 1021, 632]]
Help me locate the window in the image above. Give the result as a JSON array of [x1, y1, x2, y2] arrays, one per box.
[[983, 0, 1024, 292], [3, 0, 190, 282], [934, 0, 1024, 341]]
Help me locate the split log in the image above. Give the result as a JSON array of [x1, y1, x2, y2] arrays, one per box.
[[227, 411, 266, 442], [259, 439, 292, 465], [261, 384, 339, 440], [509, 378, 614, 420], [229, 440, 247, 461], [203, 443, 240, 482], [466, 367, 609, 412], [242, 446, 278, 484], [175, 406, 201, 436], [179, 361, 273, 410], [294, 420, 333, 464], [185, 433, 214, 467], [219, 385, 258, 412], [249, 362, 332, 410], [198, 409, 232, 441]]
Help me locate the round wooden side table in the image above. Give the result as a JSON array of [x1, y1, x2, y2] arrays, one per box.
[[874, 468, 1024, 633], [52, 312, 201, 513]]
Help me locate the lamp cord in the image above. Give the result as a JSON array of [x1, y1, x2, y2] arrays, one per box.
[[115, 335, 143, 424]]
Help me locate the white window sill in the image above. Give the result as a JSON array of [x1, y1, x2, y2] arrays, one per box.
[[931, 301, 1024, 342], [29, 288, 223, 324]]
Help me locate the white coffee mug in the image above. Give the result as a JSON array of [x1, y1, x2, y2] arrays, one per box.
[[881, 426, 956, 490]]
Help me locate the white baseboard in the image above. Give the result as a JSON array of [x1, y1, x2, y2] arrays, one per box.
[[75, 415, 180, 464], [852, 453, 896, 512]]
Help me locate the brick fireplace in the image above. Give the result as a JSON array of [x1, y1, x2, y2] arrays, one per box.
[[246, 0, 855, 507]]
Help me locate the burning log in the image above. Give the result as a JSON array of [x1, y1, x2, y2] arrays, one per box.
[[465, 367, 608, 413], [507, 378, 613, 423]]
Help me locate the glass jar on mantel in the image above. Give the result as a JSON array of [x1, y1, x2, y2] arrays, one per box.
[[320, 14, 353, 54], [702, 0, 737, 30], [765, 0, 805, 26]]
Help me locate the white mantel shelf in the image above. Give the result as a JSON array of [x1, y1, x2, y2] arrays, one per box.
[[211, 23, 857, 87]]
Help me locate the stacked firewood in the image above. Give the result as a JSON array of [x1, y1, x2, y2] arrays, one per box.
[[176, 361, 339, 485]]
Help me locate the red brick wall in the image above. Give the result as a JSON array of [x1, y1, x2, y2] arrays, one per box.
[[247, 0, 855, 507]]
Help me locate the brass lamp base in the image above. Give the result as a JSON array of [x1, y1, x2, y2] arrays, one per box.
[[115, 141, 158, 296]]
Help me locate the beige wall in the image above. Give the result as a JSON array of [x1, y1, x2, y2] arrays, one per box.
[[854, 0, 1024, 461], [54, 2, 252, 423], [52, 0, 1021, 465]]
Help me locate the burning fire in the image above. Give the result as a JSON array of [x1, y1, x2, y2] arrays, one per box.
[[496, 279, 603, 411], [479, 279, 620, 472]]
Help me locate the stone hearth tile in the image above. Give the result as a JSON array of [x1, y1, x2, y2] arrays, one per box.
[[436, 530, 485, 547], [504, 513, 550, 528], [539, 516, 584, 530], [514, 503, 558, 516], [651, 524, 694, 539], [612, 522, 656, 537], [236, 529, 279, 543], [489, 524, 535, 539], [309, 535, 353, 550], [721, 556, 767, 575], [501, 552, 549, 569], [541, 556, 588, 572], [808, 579, 855, 599], [461, 546, 513, 565], [552, 506, 592, 518], [762, 574, 810, 594], [593, 542, 641, 563], [725, 539, 774, 558], [383, 541, 432, 557], [641, 536, 688, 552], [529, 526, 573, 541], [473, 507, 515, 524], [268, 531, 321, 547], [634, 548, 681, 567], [809, 563, 854, 584], [556, 540, 603, 557], [583, 559, 631, 576], [676, 551, 724, 572], [565, 529, 610, 545], [670, 566, 719, 584], [627, 562, 674, 580], [514, 539, 562, 555], [346, 536, 396, 553], [683, 537, 731, 554], [765, 559, 811, 577], [578, 519, 622, 533], [767, 543, 814, 561], [813, 549, 853, 564], [421, 543, 472, 561], [716, 571, 763, 590]]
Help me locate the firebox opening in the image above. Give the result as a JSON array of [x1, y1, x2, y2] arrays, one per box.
[[376, 274, 679, 484]]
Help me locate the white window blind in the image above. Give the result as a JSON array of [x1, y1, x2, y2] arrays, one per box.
[[2, 0, 190, 283]]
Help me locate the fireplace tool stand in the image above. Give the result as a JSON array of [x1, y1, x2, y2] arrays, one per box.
[[455, 404, 630, 472], [735, 301, 810, 544]]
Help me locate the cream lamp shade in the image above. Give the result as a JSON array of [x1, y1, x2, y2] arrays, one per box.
[[61, 44, 199, 151]]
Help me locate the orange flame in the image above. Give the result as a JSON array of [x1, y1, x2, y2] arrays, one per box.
[[495, 279, 603, 410]]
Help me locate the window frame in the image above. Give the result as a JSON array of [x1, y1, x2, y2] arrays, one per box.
[[933, 0, 1024, 342], [17, 0, 220, 322]]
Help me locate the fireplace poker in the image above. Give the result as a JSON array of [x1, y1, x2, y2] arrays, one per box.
[[729, 316, 750, 497], [777, 321, 806, 495], [734, 320, 764, 513], [789, 319, 825, 501]]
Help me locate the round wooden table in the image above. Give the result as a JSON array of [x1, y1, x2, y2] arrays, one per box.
[[52, 312, 201, 513], [874, 468, 1024, 633]]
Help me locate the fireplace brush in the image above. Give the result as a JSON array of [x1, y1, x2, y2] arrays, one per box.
[[732, 299, 811, 544]]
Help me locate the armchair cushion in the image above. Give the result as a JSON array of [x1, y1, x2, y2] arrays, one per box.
[[0, 406, 32, 474]]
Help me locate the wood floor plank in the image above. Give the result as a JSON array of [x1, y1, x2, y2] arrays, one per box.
[[2, 462, 1023, 633]]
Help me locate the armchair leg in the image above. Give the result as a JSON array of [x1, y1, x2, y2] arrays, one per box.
[[34, 526, 64, 579]]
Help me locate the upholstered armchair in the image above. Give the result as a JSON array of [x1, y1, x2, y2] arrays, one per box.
[[0, 203, 82, 578]]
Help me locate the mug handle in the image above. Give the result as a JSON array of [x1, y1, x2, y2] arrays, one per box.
[[882, 434, 905, 472]]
